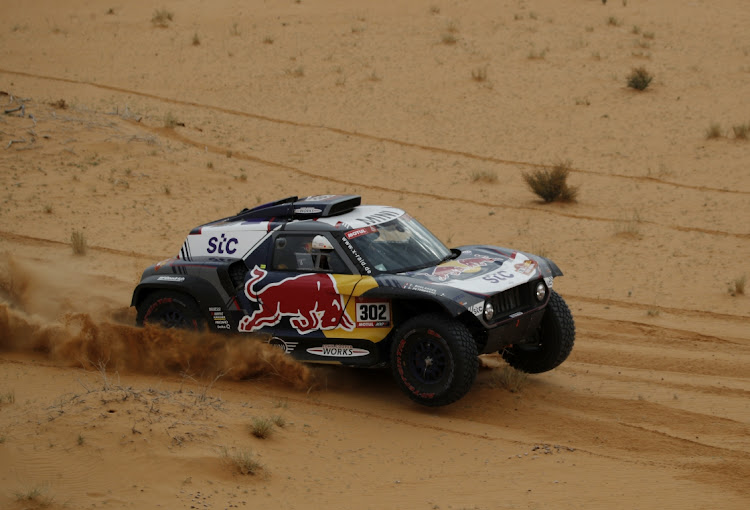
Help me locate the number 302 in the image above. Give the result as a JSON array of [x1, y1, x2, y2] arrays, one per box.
[[357, 302, 389, 321]]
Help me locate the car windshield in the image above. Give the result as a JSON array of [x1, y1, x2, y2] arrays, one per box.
[[345, 215, 451, 273]]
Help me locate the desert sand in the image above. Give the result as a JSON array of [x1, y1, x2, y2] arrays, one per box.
[[0, 0, 748, 508]]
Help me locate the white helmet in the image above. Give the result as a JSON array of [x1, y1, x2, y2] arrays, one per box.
[[311, 235, 334, 250]]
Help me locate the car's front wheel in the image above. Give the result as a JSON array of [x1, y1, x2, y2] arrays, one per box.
[[390, 313, 479, 406], [136, 291, 204, 330], [501, 290, 575, 373]]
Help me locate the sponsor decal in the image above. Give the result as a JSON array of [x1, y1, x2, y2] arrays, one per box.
[[510, 311, 523, 319], [482, 270, 515, 284], [469, 302, 484, 317], [402, 282, 437, 295], [157, 275, 185, 282], [544, 276, 554, 288], [207, 233, 239, 255], [268, 337, 298, 354], [154, 258, 174, 271], [209, 306, 230, 330], [306, 344, 369, 357], [238, 267, 355, 334], [428, 255, 499, 281], [345, 226, 378, 240], [302, 195, 336, 202], [355, 299, 391, 327], [514, 258, 538, 276], [341, 236, 372, 274], [294, 207, 323, 214]]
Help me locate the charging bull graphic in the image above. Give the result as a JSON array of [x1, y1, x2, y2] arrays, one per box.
[[430, 255, 499, 281], [238, 267, 355, 334]]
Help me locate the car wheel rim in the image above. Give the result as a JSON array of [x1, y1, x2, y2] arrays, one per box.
[[409, 338, 448, 384], [160, 308, 186, 328]]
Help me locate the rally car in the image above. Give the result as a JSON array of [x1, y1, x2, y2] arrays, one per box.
[[132, 195, 575, 406]]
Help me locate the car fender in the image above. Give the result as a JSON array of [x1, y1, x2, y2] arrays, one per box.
[[131, 274, 227, 312]]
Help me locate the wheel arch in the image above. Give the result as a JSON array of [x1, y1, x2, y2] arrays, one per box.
[[131, 275, 226, 316]]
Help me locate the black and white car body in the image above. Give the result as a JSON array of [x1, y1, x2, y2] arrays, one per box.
[[132, 195, 575, 406]]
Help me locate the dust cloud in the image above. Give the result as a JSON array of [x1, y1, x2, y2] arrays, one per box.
[[0, 256, 312, 390]]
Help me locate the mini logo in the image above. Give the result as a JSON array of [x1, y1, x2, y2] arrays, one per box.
[[306, 344, 369, 357], [268, 337, 298, 354]]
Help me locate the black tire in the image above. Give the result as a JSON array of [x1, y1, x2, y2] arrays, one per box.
[[136, 291, 204, 330], [501, 290, 575, 373], [390, 313, 479, 406]]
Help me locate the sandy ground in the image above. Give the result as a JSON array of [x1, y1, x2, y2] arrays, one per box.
[[0, 0, 748, 508]]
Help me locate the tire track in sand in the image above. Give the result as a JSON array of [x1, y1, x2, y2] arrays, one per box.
[[141, 124, 750, 241], [1, 67, 748, 196]]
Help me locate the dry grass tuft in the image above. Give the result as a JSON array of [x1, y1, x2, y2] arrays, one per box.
[[522, 161, 578, 203], [250, 417, 274, 439], [705, 123, 723, 139], [470, 170, 498, 183], [151, 8, 174, 28], [627, 66, 653, 90], [192, 32, 200, 46], [491, 365, 528, 393], [471, 66, 488, 82], [271, 415, 287, 428], [14, 486, 53, 506], [221, 446, 264, 475], [728, 275, 746, 296], [732, 123, 749, 140], [71, 230, 87, 255]]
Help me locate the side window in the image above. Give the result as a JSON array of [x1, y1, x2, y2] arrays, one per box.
[[272, 235, 348, 273]]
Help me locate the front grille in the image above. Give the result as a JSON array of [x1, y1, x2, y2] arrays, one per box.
[[488, 280, 544, 321]]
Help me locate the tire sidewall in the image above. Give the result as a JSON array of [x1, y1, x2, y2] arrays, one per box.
[[390, 314, 478, 406], [393, 325, 456, 401], [138, 291, 203, 330]]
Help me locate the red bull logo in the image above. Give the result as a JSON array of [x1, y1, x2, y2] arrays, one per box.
[[430, 255, 498, 281], [238, 267, 355, 334]]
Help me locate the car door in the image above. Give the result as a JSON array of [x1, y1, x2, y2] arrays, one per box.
[[237, 233, 362, 337]]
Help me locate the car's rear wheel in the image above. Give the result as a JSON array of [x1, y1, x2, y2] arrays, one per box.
[[390, 313, 478, 406], [501, 290, 574, 373], [136, 291, 204, 330]]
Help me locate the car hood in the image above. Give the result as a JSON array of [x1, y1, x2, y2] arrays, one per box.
[[397, 245, 562, 296]]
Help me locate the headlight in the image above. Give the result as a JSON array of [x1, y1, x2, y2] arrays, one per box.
[[483, 302, 495, 321], [535, 282, 547, 301]]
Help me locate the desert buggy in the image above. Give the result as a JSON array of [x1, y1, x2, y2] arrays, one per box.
[[132, 195, 575, 406]]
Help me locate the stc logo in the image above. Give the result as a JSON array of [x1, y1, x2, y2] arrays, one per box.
[[207, 234, 239, 254]]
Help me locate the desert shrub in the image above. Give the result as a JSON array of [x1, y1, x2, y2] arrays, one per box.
[[192, 32, 200, 46], [732, 123, 749, 140], [705, 123, 723, 139], [71, 230, 87, 255], [164, 112, 180, 128], [151, 9, 173, 28], [470, 170, 497, 183], [728, 275, 746, 296], [627, 66, 653, 90], [471, 66, 488, 82], [441, 32, 457, 45], [491, 365, 528, 393], [221, 447, 263, 475], [522, 161, 578, 203], [250, 417, 274, 439], [271, 415, 287, 428]]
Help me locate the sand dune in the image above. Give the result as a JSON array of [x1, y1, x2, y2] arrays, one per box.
[[1, 1, 748, 508]]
